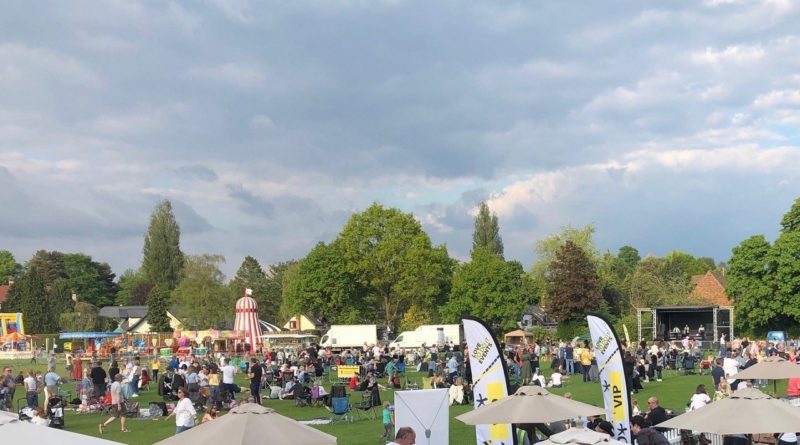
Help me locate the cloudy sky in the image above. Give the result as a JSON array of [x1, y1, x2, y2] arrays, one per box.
[[2, 0, 799, 278]]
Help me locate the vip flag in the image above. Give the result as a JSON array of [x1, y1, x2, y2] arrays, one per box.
[[463, 317, 513, 445], [587, 314, 632, 443], [245, 288, 253, 296]]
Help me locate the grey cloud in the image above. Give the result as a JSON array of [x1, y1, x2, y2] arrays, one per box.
[[227, 185, 275, 219], [175, 165, 219, 182]]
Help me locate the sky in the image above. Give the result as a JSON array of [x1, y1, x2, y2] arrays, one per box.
[[1, 0, 799, 278]]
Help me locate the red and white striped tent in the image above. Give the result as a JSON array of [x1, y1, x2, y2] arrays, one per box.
[[234, 289, 262, 350]]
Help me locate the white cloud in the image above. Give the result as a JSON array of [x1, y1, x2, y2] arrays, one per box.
[[249, 114, 275, 129], [753, 89, 800, 108], [205, 0, 254, 24], [185, 63, 267, 89], [690, 44, 765, 66], [0, 43, 103, 88]]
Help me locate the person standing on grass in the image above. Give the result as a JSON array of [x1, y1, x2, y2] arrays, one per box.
[[24, 370, 38, 408], [151, 357, 160, 382], [381, 401, 395, 440], [166, 387, 197, 434], [221, 358, 236, 399], [248, 357, 262, 404], [99, 374, 128, 434]]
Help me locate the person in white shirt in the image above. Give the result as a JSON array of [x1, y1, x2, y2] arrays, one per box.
[[23, 370, 39, 408], [221, 359, 236, 397], [549, 371, 563, 388], [166, 387, 197, 434], [689, 384, 711, 410], [723, 351, 739, 385], [31, 407, 49, 426]]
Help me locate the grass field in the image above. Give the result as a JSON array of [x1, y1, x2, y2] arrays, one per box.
[[0, 359, 783, 444]]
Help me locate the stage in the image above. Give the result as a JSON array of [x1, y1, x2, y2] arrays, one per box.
[[637, 305, 733, 342]]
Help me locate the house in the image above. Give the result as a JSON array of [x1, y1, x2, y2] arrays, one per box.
[[0, 285, 9, 311], [283, 314, 324, 332], [518, 305, 558, 330], [99, 306, 187, 333], [690, 271, 731, 306]]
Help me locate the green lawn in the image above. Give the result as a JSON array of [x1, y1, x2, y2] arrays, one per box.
[[1, 359, 781, 445]]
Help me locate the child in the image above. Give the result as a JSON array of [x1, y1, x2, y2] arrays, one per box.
[[381, 401, 395, 440]]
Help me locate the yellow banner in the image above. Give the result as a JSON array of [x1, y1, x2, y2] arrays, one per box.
[[337, 365, 361, 380]]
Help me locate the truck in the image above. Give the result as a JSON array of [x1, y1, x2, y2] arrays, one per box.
[[319, 325, 378, 350], [389, 324, 461, 350]]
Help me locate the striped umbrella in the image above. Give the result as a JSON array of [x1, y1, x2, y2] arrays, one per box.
[[234, 289, 262, 350]]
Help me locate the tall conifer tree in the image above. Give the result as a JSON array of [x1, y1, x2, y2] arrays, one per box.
[[472, 201, 504, 258], [142, 200, 184, 332]]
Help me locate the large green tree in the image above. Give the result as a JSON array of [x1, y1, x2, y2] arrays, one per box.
[[229, 256, 294, 323], [142, 200, 184, 332], [545, 241, 602, 322], [441, 247, 528, 331], [529, 224, 597, 307], [172, 255, 233, 329], [337, 203, 453, 330], [0, 250, 19, 283], [62, 253, 117, 307], [472, 201, 504, 258], [280, 242, 368, 324], [3, 266, 72, 333], [780, 197, 800, 233], [727, 235, 777, 332], [116, 269, 153, 305]]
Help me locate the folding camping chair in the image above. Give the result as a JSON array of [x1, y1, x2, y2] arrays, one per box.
[[328, 395, 353, 423], [354, 390, 377, 420]]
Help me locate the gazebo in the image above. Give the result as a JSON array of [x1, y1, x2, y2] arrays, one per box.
[[504, 329, 534, 346]]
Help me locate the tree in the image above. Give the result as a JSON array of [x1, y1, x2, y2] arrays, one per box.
[[617, 246, 641, 274], [472, 201, 504, 258], [59, 302, 106, 332], [441, 247, 528, 331], [172, 255, 233, 329], [280, 242, 369, 324], [780, 197, 800, 233], [2, 266, 71, 333], [142, 200, 184, 332], [62, 253, 117, 307], [116, 269, 153, 305], [529, 224, 597, 307], [147, 284, 172, 332], [229, 256, 292, 323], [727, 235, 777, 333], [27, 250, 66, 283], [770, 231, 800, 325], [545, 241, 602, 322], [337, 204, 453, 330], [0, 250, 19, 283], [142, 200, 184, 290]]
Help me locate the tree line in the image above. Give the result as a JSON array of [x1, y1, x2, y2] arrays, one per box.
[[3, 197, 797, 336]]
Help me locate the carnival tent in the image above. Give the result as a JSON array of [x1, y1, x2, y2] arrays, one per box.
[[234, 289, 262, 349]]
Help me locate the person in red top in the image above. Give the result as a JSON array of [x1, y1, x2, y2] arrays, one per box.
[[787, 377, 800, 399], [348, 372, 359, 391]]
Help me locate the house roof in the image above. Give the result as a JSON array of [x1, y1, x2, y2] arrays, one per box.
[[0, 285, 9, 306], [691, 271, 727, 287], [99, 306, 148, 319]]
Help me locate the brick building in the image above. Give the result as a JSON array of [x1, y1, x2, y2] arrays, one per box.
[[690, 271, 731, 306]]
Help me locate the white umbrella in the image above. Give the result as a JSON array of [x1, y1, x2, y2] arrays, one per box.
[[154, 403, 336, 445], [0, 410, 19, 425], [456, 386, 606, 425], [538, 428, 628, 445], [0, 421, 125, 444], [659, 387, 800, 434], [734, 356, 800, 395]]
